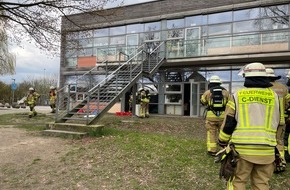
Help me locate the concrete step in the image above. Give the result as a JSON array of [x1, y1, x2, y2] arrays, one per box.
[[45, 122, 104, 136], [42, 129, 87, 139]]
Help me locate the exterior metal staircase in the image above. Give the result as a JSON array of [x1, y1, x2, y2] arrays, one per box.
[[55, 42, 165, 125]]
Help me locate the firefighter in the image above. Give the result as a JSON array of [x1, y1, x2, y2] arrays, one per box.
[[25, 87, 40, 118], [49, 86, 57, 113], [200, 75, 229, 156], [138, 88, 149, 118], [284, 71, 290, 162], [145, 89, 151, 118], [266, 68, 288, 170], [218, 62, 282, 189]]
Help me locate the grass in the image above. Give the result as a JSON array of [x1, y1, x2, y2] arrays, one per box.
[[0, 113, 290, 189]]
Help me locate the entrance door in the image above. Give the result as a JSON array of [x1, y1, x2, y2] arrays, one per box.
[[185, 27, 201, 57], [190, 82, 207, 117], [126, 34, 139, 56]]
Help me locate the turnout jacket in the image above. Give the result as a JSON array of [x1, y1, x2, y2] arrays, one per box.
[[219, 87, 281, 164]]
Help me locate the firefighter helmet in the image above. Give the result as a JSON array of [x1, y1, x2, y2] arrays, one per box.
[[29, 87, 34, 91], [209, 75, 222, 83], [266, 68, 275, 77], [50, 86, 56, 90], [243, 62, 267, 77]]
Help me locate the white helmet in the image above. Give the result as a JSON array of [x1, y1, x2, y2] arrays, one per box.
[[243, 62, 267, 77], [50, 86, 55, 90], [29, 87, 34, 91], [265, 68, 276, 77], [209, 75, 222, 83], [286, 70, 290, 78], [138, 88, 144, 92]]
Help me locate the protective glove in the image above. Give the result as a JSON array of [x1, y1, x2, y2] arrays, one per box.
[[215, 144, 239, 182], [274, 147, 286, 173]]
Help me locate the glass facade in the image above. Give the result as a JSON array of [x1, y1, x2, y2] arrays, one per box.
[[62, 3, 290, 116]]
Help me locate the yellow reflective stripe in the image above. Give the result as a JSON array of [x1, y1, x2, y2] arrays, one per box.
[[265, 104, 273, 130], [227, 100, 235, 110], [227, 177, 235, 190], [232, 137, 276, 145], [201, 95, 206, 104], [206, 111, 225, 118], [235, 145, 275, 156], [219, 130, 231, 142], [239, 103, 247, 128], [279, 98, 285, 125]]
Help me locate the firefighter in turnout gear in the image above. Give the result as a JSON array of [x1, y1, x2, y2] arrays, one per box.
[[201, 75, 229, 155], [284, 70, 290, 163], [145, 89, 151, 117], [218, 62, 282, 190], [49, 86, 57, 113], [138, 88, 149, 118], [266, 68, 288, 171], [25, 87, 40, 118]]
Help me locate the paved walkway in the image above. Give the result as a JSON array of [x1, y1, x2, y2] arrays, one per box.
[[0, 106, 51, 115]]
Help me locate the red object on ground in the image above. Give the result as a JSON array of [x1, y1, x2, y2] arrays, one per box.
[[115, 112, 132, 116]]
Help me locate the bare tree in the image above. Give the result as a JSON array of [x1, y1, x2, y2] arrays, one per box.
[[0, 0, 120, 75]]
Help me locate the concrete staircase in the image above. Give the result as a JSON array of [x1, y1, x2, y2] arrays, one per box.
[[42, 122, 104, 138]]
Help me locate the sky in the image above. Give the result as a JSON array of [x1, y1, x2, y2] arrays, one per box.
[[1, 0, 155, 85]]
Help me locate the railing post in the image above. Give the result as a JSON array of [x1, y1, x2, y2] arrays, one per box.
[[67, 84, 71, 113], [86, 91, 90, 125]]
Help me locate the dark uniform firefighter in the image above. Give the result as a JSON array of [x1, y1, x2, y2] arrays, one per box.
[[284, 70, 290, 162], [218, 62, 282, 190], [25, 87, 40, 118], [266, 68, 288, 171], [201, 75, 229, 155], [138, 88, 149, 118], [49, 86, 57, 113]]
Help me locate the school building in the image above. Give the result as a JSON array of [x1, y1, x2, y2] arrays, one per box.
[[57, 0, 290, 124]]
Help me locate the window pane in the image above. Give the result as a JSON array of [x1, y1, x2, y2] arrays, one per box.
[[165, 94, 182, 103], [261, 18, 289, 30], [167, 29, 184, 39], [94, 28, 109, 37], [78, 48, 93, 57], [65, 49, 77, 58], [185, 15, 207, 26], [234, 8, 260, 21], [167, 18, 185, 29], [233, 34, 260, 46], [261, 5, 289, 18], [262, 32, 288, 43], [144, 22, 161, 32], [127, 24, 144, 33], [110, 36, 125, 45], [207, 37, 230, 48], [233, 20, 260, 33], [94, 37, 109, 46], [208, 24, 231, 36], [165, 84, 181, 92], [144, 32, 160, 41], [66, 58, 77, 67], [208, 11, 232, 24], [78, 39, 93, 48], [109, 26, 125, 36]]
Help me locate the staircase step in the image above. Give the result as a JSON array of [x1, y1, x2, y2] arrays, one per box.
[[46, 122, 104, 133], [42, 129, 87, 139]]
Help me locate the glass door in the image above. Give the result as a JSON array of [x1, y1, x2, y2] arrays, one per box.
[[190, 81, 207, 117], [185, 27, 201, 57], [126, 34, 139, 57]]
